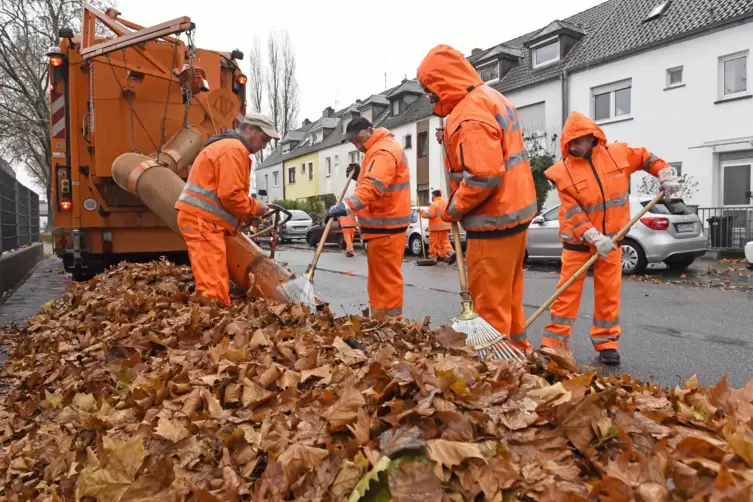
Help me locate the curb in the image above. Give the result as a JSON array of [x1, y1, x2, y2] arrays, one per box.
[[0, 243, 44, 297]]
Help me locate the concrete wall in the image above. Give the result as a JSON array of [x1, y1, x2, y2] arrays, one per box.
[[0, 242, 43, 296], [255, 162, 284, 201], [568, 22, 753, 206]]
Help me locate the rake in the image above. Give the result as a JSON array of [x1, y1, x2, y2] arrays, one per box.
[[439, 118, 525, 362], [276, 170, 357, 311], [416, 206, 437, 266]]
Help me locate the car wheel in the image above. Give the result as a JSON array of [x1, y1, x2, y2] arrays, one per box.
[[621, 239, 647, 275], [362, 241, 368, 253], [524, 249, 529, 264], [664, 257, 695, 270], [409, 235, 423, 256], [306, 234, 317, 248], [337, 234, 346, 249]]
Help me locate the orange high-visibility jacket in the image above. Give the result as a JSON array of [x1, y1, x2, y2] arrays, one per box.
[[545, 112, 669, 251], [338, 215, 357, 229], [175, 131, 258, 232], [417, 45, 537, 238], [421, 195, 451, 231], [344, 128, 411, 240]]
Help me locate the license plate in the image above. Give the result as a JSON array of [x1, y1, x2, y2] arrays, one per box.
[[676, 223, 694, 233]]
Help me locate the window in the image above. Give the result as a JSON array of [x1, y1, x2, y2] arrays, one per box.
[[517, 102, 546, 137], [273, 171, 279, 187], [669, 162, 682, 177], [410, 209, 419, 224], [666, 66, 683, 87], [543, 207, 559, 221], [417, 190, 429, 206], [644, 1, 670, 22], [301, 164, 305, 174], [308, 162, 313, 180], [391, 100, 400, 116], [722, 162, 752, 206], [334, 155, 339, 167], [532, 39, 560, 68], [478, 61, 500, 82], [417, 132, 428, 158], [326, 157, 332, 177], [720, 52, 748, 98], [404, 134, 412, 149], [349, 150, 361, 164], [591, 79, 632, 122], [282, 144, 290, 154], [264, 174, 269, 191], [288, 167, 296, 184]]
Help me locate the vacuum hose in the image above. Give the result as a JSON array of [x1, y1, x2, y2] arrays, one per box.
[[112, 127, 293, 301]]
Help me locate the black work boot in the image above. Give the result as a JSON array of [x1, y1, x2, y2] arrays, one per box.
[[599, 349, 621, 366], [446, 253, 457, 265]]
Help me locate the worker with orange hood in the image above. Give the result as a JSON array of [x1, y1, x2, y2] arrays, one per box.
[[543, 111, 680, 365], [420, 189, 456, 263], [338, 214, 358, 257], [326, 117, 411, 319], [175, 113, 279, 304], [417, 45, 537, 351]]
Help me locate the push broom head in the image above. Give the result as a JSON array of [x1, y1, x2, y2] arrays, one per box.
[[452, 300, 525, 362], [277, 272, 316, 312]]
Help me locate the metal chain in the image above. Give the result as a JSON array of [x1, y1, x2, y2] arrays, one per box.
[[122, 49, 137, 152], [183, 28, 196, 129], [159, 40, 179, 155], [88, 61, 95, 133]]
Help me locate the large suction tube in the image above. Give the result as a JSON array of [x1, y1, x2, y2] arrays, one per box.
[[112, 128, 293, 302]]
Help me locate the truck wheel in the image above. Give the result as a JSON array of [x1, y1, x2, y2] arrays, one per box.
[[71, 267, 92, 282]]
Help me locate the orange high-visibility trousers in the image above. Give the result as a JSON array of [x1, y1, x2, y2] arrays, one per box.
[[177, 211, 231, 305], [342, 228, 356, 252], [366, 233, 405, 318], [466, 230, 531, 350], [428, 230, 454, 259], [542, 247, 622, 351]]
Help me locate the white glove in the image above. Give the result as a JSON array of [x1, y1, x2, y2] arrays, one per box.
[[658, 167, 680, 201], [583, 228, 616, 259]]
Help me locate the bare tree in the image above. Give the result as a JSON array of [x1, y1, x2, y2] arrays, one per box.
[[0, 0, 108, 231], [248, 35, 266, 164], [281, 31, 298, 137], [266, 32, 282, 149]]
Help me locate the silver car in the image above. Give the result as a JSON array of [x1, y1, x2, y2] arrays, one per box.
[[526, 196, 707, 274], [280, 209, 313, 243], [409, 206, 466, 256]]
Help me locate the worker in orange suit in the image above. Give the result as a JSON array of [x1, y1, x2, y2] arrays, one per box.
[[543, 111, 680, 365], [418, 44, 537, 351], [420, 189, 456, 264], [174, 112, 279, 304], [326, 117, 411, 319], [339, 214, 358, 257]]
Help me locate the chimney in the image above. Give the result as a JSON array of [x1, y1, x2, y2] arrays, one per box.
[[323, 106, 334, 117], [471, 48, 482, 55], [302, 118, 311, 126], [356, 99, 362, 104], [401, 76, 408, 84]]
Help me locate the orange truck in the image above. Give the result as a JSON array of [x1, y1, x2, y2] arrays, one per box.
[[48, 3, 292, 301]]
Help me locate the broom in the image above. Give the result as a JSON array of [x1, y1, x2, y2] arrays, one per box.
[[277, 170, 357, 311], [439, 118, 525, 362], [524, 190, 667, 330], [416, 205, 437, 266]]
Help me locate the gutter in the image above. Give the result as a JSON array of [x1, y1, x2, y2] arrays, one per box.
[[560, 69, 569, 129]]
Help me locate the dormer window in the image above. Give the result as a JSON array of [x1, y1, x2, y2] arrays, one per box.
[[532, 38, 560, 68], [282, 144, 290, 154], [391, 100, 400, 116], [478, 61, 500, 82]]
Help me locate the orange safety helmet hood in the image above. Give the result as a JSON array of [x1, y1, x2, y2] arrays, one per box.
[[560, 111, 608, 159], [417, 44, 483, 117]]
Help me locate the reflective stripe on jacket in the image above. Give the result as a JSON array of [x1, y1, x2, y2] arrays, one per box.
[[339, 215, 357, 229], [421, 196, 451, 231], [344, 128, 411, 240], [417, 45, 537, 238], [174, 131, 258, 232], [545, 112, 669, 249]]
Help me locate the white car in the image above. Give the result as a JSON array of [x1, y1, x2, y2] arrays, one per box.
[[745, 241, 753, 270]]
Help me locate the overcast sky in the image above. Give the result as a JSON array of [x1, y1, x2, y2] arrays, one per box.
[[18, 0, 605, 193]]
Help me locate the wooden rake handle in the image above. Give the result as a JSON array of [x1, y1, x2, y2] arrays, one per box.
[[306, 169, 357, 281], [524, 191, 666, 330]]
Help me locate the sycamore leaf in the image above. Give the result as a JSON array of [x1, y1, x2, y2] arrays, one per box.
[[45, 390, 63, 409], [73, 392, 97, 412], [425, 440, 485, 469], [154, 417, 191, 443], [242, 378, 274, 409], [334, 337, 368, 366], [326, 387, 366, 429], [331, 460, 364, 498], [277, 443, 329, 481], [77, 436, 147, 502]]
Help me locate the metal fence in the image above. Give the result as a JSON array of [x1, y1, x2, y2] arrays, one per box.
[[0, 170, 40, 253], [694, 206, 753, 251]]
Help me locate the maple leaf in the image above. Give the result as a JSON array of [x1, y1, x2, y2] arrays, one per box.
[[433, 327, 467, 349], [333, 337, 367, 366], [326, 387, 366, 429], [77, 436, 147, 502], [154, 417, 191, 443], [425, 440, 485, 469], [347, 408, 372, 446], [242, 378, 274, 409], [277, 443, 329, 481]]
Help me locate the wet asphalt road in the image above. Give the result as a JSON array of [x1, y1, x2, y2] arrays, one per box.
[[275, 245, 753, 389]]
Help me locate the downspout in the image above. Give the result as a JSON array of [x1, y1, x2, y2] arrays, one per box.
[[560, 69, 569, 130]]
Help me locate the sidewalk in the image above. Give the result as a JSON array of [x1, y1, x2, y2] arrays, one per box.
[[0, 257, 70, 327]]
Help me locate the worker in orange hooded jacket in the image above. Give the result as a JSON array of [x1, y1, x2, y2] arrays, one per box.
[[175, 113, 279, 304], [543, 111, 680, 365], [418, 45, 537, 351], [326, 117, 411, 319], [420, 189, 456, 263], [338, 214, 358, 257]]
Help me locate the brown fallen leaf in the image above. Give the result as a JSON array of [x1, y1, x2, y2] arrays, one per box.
[[388, 457, 445, 501], [425, 440, 485, 469], [330, 460, 363, 498], [242, 378, 274, 409], [78, 436, 147, 502], [380, 426, 426, 457], [154, 417, 191, 443], [325, 387, 365, 430], [277, 443, 329, 481], [333, 336, 367, 366]]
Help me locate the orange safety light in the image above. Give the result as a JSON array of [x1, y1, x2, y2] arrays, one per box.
[[237, 74, 248, 85], [47, 46, 65, 67], [50, 55, 64, 67], [60, 200, 72, 211]]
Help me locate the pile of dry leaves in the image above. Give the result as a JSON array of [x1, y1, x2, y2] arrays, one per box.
[[1, 260, 753, 501]]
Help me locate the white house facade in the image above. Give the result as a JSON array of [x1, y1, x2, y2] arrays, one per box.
[[255, 160, 284, 201]]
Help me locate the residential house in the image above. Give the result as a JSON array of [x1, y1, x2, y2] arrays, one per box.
[[255, 120, 314, 201]]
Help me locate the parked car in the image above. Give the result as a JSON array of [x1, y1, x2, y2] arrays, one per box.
[[280, 210, 313, 243], [409, 206, 466, 256], [306, 220, 362, 249], [745, 241, 753, 270], [526, 196, 707, 274]]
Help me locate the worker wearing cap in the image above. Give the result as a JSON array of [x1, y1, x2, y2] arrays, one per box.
[[420, 189, 456, 264], [338, 214, 358, 257], [326, 117, 411, 319], [418, 44, 537, 352], [542, 111, 680, 365], [175, 112, 279, 304]]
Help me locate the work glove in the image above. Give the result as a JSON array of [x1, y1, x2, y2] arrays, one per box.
[[435, 127, 444, 145], [325, 202, 348, 224], [346, 163, 361, 180], [658, 167, 681, 202], [583, 228, 616, 260]]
